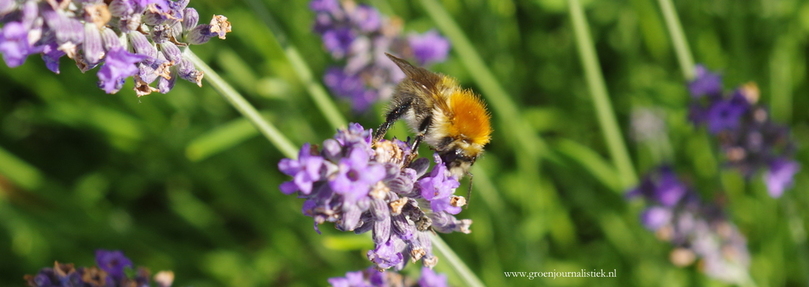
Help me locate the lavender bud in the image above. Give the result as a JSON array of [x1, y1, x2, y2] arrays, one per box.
[[108, 0, 135, 17], [142, 10, 166, 26], [168, 20, 183, 38], [177, 58, 202, 86], [127, 31, 157, 62], [186, 24, 213, 45], [182, 8, 199, 31], [82, 23, 104, 65], [159, 42, 181, 63], [157, 66, 177, 93], [373, 216, 391, 244]]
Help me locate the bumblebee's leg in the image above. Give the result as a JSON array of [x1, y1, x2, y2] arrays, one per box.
[[374, 100, 412, 142], [408, 115, 432, 151]]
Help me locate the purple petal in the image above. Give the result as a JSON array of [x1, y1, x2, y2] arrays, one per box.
[[765, 159, 800, 198]]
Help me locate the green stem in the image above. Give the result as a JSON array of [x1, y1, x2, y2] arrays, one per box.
[[431, 235, 486, 287], [185, 49, 298, 158], [568, 0, 638, 189], [658, 0, 695, 80], [244, 0, 347, 130]]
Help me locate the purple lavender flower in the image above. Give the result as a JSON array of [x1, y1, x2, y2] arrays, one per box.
[[328, 269, 367, 287], [627, 166, 687, 207], [418, 267, 449, 287], [765, 158, 799, 198], [351, 5, 382, 32], [0, 0, 229, 96], [98, 47, 149, 93], [323, 28, 357, 59], [0, 22, 39, 67], [687, 65, 799, 197], [328, 266, 449, 287], [310, 0, 340, 13], [409, 30, 450, 66], [705, 92, 749, 134], [311, 0, 451, 112], [629, 166, 751, 284], [279, 144, 329, 195], [640, 206, 671, 230], [278, 123, 472, 270], [331, 148, 386, 203], [95, 249, 133, 280], [367, 240, 404, 270], [324, 67, 377, 111], [25, 250, 173, 287], [417, 154, 461, 215], [688, 65, 722, 98]]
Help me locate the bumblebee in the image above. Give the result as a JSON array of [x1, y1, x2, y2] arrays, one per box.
[[374, 53, 491, 178]]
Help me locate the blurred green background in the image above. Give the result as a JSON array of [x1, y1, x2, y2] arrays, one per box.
[[1, 0, 808, 286]]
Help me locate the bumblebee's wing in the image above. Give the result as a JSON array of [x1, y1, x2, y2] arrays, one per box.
[[386, 53, 441, 93], [385, 53, 452, 114]]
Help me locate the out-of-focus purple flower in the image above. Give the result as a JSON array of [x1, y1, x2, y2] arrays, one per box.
[[278, 123, 472, 271], [25, 250, 173, 287], [328, 266, 449, 287], [641, 206, 671, 230], [627, 166, 687, 207], [687, 65, 799, 197], [0, 0, 230, 96], [705, 92, 749, 134], [95, 249, 133, 280], [628, 166, 751, 284], [311, 0, 451, 112], [98, 47, 149, 94], [688, 65, 722, 98], [310, 0, 340, 13], [764, 159, 799, 198], [350, 5, 381, 32], [322, 28, 356, 59], [409, 30, 450, 66], [324, 67, 378, 111], [418, 267, 449, 287], [327, 270, 366, 287]]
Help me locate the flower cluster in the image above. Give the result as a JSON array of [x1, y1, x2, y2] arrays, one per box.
[[687, 65, 799, 197], [278, 123, 472, 271], [328, 266, 448, 287], [24, 249, 174, 287], [628, 167, 751, 284], [311, 0, 450, 111], [0, 0, 231, 96]]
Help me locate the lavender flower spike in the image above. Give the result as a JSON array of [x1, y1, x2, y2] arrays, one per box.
[[278, 123, 472, 270], [311, 0, 452, 112], [328, 266, 449, 287], [687, 65, 800, 197], [0, 0, 231, 96], [629, 166, 751, 284], [25, 249, 173, 287]]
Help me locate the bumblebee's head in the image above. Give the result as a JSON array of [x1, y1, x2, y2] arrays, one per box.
[[439, 147, 481, 178]]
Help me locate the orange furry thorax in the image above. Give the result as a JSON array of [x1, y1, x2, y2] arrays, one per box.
[[445, 89, 492, 146]]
